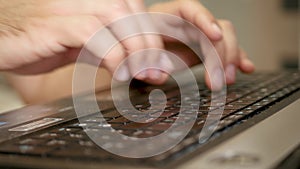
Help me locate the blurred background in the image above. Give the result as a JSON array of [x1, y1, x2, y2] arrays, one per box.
[[0, 0, 299, 112]]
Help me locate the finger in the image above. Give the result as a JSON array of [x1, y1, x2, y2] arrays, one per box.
[[125, 0, 169, 83], [105, 3, 151, 81], [84, 23, 129, 81], [149, 0, 222, 41], [64, 0, 146, 80], [62, 0, 164, 82], [200, 37, 226, 91], [50, 15, 129, 81], [177, 0, 223, 41], [218, 20, 240, 85], [204, 66, 225, 91], [239, 48, 255, 73], [142, 73, 169, 85], [75, 0, 151, 81]]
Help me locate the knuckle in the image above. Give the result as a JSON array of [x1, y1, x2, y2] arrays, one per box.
[[107, 0, 129, 18], [83, 16, 101, 34], [79, 16, 101, 44]]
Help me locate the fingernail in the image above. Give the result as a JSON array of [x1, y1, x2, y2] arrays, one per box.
[[225, 64, 236, 84], [114, 65, 130, 81], [211, 68, 224, 91], [212, 23, 222, 39]]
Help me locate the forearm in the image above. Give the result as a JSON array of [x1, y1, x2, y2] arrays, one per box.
[[5, 65, 112, 104], [5, 66, 73, 104]]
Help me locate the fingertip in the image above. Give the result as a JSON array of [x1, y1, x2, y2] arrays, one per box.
[[239, 49, 255, 73], [182, 1, 223, 41], [204, 71, 213, 90], [147, 69, 162, 81], [205, 69, 224, 91], [144, 72, 169, 85], [114, 65, 131, 82], [134, 70, 147, 81], [225, 64, 236, 85], [240, 59, 255, 73]]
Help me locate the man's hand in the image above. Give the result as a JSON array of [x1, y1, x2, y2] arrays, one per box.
[[149, 0, 255, 89], [0, 0, 165, 81], [1, 0, 255, 92]]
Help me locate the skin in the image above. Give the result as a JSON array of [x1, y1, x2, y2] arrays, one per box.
[[0, 0, 255, 104]]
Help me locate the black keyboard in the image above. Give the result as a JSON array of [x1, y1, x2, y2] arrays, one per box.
[[0, 72, 299, 167]]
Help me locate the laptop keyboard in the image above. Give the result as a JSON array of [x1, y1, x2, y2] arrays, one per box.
[[0, 72, 299, 166]]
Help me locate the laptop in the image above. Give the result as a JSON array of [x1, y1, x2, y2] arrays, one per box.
[[0, 66, 299, 169]]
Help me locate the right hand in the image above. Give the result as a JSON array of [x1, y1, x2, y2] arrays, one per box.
[[148, 0, 255, 90]]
